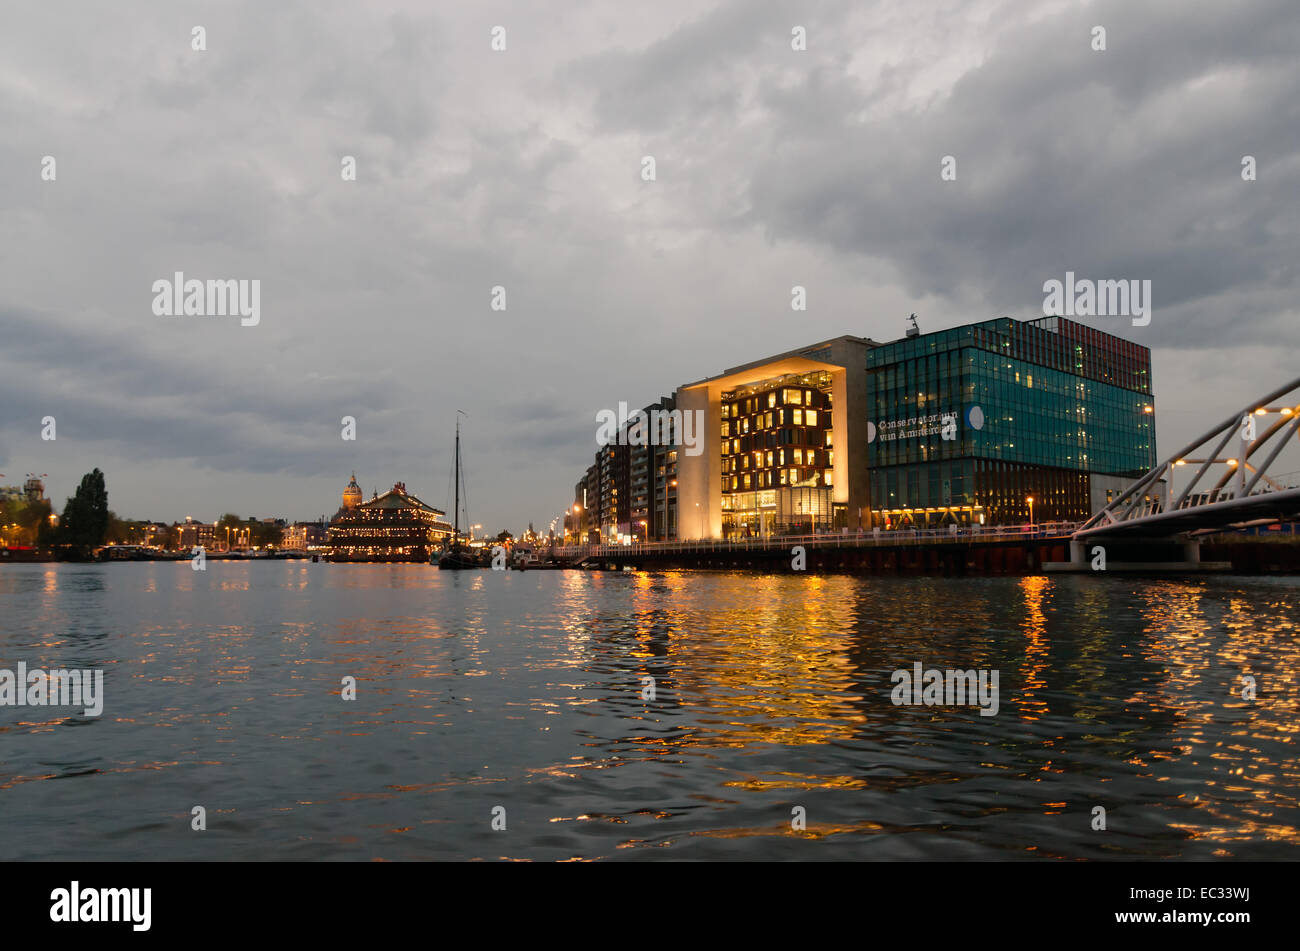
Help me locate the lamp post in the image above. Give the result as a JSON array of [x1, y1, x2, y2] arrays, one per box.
[[1026, 495, 1035, 531]]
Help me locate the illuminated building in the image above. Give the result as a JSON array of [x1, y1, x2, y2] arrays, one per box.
[[568, 320, 1155, 539], [327, 479, 453, 562], [342, 472, 363, 511], [676, 336, 876, 539], [175, 518, 215, 550], [281, 521, 328, 550], [576, 397, 680, 543], [866, 316, 1155, 528]]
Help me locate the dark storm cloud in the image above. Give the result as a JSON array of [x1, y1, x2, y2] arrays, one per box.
[[737, 0, 1300, 348], [0, 305, 397, 475], [1, 0, 1296, 525]]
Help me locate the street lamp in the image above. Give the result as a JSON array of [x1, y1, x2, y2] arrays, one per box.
[[1026, 495, 1034, 529]]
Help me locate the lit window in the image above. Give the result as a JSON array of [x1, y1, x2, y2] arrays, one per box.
[[805, 409, 817, 426]]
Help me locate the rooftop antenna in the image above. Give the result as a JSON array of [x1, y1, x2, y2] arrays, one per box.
[[906, 313, 920, 338]]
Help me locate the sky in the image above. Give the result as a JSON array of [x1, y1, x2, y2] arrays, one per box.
[[2, 0, 1298, 532]]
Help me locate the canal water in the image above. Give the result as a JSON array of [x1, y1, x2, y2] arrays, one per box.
[[1, 563, 1297, 860]]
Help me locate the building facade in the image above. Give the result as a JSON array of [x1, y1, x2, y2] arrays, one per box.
[[566, 318, 1155, 540], [675, 335, 877, 539], [575, 397, 681, 543], [328, 479, 453, 562], [281, 521, 329, 550], [865, 316, 1155, 528]]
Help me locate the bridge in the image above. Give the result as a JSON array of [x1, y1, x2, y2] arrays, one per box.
[[1050, 375, 1300, 570]]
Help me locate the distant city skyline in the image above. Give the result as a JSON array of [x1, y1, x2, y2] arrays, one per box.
[[3, 1, 1298, 530]]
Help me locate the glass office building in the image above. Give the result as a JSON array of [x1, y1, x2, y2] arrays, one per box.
[[866, 316, 1155, 528]]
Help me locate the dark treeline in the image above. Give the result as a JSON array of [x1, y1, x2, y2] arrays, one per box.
[[39, 468, 110, 560]]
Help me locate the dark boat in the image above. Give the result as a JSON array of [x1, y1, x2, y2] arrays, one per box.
[[438, 412, 480, 570]]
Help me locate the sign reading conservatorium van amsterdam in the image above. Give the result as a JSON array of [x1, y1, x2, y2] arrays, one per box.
[[867, 405, 984, 443]]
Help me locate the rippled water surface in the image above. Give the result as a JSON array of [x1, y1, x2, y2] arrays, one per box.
[[1, 563, 1297, 860]]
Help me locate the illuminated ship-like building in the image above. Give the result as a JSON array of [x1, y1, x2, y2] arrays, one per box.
[[327, 474, 454, 562]]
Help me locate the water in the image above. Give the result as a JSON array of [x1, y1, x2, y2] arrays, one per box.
[[1, 562, 1297, 860]]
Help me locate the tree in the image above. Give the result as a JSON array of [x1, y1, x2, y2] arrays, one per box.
[[2, 493, 52, 547], [57, 469, 109, 558]]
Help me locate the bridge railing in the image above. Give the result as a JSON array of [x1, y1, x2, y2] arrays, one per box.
[[1079, 374, 1300, 535], [554, 521, 1081, 560]]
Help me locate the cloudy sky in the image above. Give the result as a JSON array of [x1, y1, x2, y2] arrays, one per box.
[[2, 0, 1297, 531]]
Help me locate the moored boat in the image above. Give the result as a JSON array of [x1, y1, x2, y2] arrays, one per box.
[[438, 412, 481, 571]]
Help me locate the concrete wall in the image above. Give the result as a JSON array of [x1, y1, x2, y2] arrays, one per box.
[[674, 384, 718, 539]]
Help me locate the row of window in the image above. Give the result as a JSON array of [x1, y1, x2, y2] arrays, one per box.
[[722, 407, 821, 436], [723, 469, 833, 490]]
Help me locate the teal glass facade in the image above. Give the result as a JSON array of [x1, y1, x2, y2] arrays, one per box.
[[866, 317, 1155, 526]]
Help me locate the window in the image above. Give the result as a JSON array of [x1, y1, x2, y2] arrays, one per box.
[[805, 409, 817, 426], [793, 408, 803, 425]]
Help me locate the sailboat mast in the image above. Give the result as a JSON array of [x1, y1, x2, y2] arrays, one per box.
[[453, 418, 461, 540]]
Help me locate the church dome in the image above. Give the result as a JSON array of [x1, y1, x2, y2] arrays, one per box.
[[343, 472, 363, 510]]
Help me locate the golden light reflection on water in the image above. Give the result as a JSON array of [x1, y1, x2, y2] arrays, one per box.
[[2, 563, 1299, 859]]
